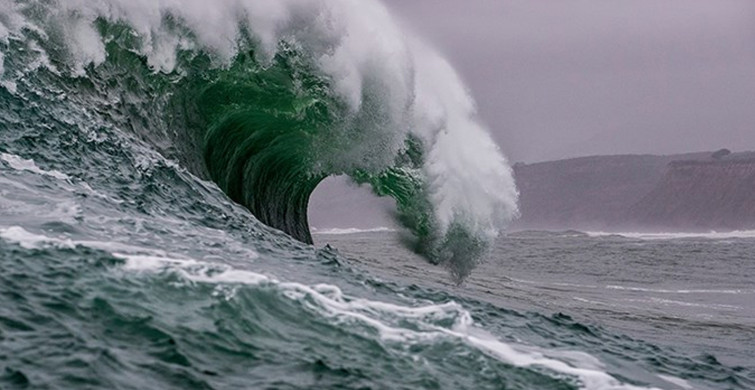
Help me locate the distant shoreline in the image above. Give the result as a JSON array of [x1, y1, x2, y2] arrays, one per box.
[[511, 150, 755, 232]]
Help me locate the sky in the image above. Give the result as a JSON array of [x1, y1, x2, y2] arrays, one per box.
[[383, 0, 755, 163], [310, 0, 755, 229]]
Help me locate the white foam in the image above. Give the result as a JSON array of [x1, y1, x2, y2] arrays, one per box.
[[606, 285, 753, 295], [114, 252, 665, 390], [464, 333, 660, 390], [0, 0, 24, 79], [1, 153, 70, 181], [629, 297, 742, 311], [0, 226, 74, 249], [115, 254, 200, 271], [512, 276, 753, 296], [586, 230, 755, 240], [411, 42, 519, 240], [0, 226, 208, 261], [312, 227, 396, 235]]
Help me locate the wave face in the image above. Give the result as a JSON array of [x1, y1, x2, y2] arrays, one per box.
[[0, 0, 518, 279]]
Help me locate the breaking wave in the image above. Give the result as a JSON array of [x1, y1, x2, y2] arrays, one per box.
[[0, 0, 518, 279]]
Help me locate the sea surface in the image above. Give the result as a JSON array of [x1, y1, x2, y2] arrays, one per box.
[[2, 150, 754, 389], [317, 229, 755, 389]]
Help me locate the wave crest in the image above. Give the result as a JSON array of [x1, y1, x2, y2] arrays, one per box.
[[0, 0, 518, 279]]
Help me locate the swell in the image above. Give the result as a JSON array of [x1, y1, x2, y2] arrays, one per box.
[[0, 0, 519, 279]]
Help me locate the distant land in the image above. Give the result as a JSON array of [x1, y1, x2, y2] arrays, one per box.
[[512, 150, 755, 232]]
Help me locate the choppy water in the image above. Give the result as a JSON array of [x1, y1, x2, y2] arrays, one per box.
[[315, 229, 755, 390], [1, 141, 754, 389]]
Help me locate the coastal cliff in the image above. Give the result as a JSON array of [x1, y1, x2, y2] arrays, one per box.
[[512, 151, 755, 231]]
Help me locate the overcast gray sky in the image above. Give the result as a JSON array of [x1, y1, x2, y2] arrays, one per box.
[[383, 0, 755, 163]]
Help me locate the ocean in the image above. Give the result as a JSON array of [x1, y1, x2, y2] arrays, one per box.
[[316, 229, 755, 389], [1, 1, 753, 389]]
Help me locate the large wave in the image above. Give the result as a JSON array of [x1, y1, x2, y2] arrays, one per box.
[[0, 0, 518, 280]]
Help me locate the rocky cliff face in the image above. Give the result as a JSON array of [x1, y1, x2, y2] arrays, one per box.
[[512, 152, 755, 231], [628, 158, 755, 231]]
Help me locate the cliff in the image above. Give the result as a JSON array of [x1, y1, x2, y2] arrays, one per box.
[[628, 157, 755, 231], [512, 151, 755, 231]]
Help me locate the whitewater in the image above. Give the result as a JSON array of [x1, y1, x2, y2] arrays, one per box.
[[1, 1, 753, 389]]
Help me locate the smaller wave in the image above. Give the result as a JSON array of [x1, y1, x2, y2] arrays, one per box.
[[312, 227, 397, 235], [1, 153, 125, 207], [118, 253, 663, 390], [605, 285, 755, 295], [0, 226, 233, 260], [627, 297, 742, 311], [1, 153, 70, 181], [508, 276, 754, 295], [0, 226, 74, 250], [586, 230, 755, 240], [507, 230, 589, 239]]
